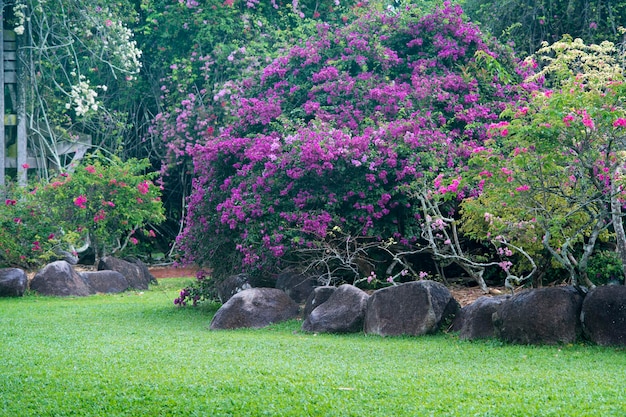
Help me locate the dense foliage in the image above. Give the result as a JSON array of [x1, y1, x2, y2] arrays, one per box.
[[175, 2, 533, 284], [463, 0, 626, 55], [0, 156, 164, 267], [462, 35, 626, 287]]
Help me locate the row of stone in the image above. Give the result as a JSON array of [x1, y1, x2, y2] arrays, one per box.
[[0, 257, 156, 297], [210, 280, 626, 346]]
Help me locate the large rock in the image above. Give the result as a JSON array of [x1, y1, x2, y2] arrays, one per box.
[[275, 270, 317, 303], [450, 295, 509, 340], [302, 284, 369, 333], [364, 280, 460, 336], [30, 261, 91, 297], [124, 257, 158, 285], [303, 286, 337, 320], [81, 271, 130, 294], [0, 268, 28, 297], [97, 256, 150, 290], [210, 288, 299, 330], [581, 285, 626, 346], [217, 273, 254, 303], [493, 286, 584, 345]]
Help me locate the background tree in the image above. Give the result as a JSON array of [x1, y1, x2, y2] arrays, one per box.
[[10, 0, 142, 178], [462, 0, 626, 55]]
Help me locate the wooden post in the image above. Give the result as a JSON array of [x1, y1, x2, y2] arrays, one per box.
[[0, 1, 6, 189], [16, 21, 26, 185]]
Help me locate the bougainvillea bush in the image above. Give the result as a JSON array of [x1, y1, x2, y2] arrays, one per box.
[[175, 2, 534, 284], [0, 156, 164, 268]]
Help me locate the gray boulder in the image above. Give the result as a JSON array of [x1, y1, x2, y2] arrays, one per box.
[[125, 257, 158, 285], [302, 284, 369, 333], [581, 285, 626, 346], [210, 288, 299, 330], [493, 286, 584, 345], [30, 261, 91, 297], [364, 280, 460, 336], [97, 256, 150, 290], [217, 273, 254, 303], [0, 268, 28, 297], [81, 271, 130, 294], [303, 286, 337, 320], [275, 270, 317, 303], [450, 295, 509, 340]]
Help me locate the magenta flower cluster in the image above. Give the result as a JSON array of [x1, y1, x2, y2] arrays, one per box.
[[168, 3, 531, 277]]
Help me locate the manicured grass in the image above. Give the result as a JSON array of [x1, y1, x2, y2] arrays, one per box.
[[1, 278, 625, 416]]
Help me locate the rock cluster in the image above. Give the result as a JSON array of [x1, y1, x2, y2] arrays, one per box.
[[210, 276, 626, 347], [4, 260, 625, 347], [1, 257, 156, 298]]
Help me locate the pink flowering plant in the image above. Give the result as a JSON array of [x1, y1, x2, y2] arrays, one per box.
[[174, 3, 531, 284], [0, 185, 63, 268], [22, 155, 165, 265], [462, 36, 626, 288]]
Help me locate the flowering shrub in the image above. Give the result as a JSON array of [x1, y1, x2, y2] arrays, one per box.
[[462, 36, 626, 288], [176, 2, 530, 283], [0, 186, 62, 268], [0, 155, 165, 267]]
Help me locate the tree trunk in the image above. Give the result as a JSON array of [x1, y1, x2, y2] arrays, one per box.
[[611, 170, 626, 284]]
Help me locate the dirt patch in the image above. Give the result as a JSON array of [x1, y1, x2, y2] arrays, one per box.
[[149, 266, 199, 279], [449, 285, 507, 307]]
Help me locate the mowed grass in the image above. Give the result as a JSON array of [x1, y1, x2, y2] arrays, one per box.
[[1, 278, 625, 416]]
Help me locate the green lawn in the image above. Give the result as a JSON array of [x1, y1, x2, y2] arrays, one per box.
[[1, 278, 624, 416]]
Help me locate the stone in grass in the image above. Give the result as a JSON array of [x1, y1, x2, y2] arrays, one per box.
[[303, 286, 337, 321], [81, 270, 130, 294], [364, 280, 460, 337], [0, 268, 28, 297], [30, 261, 91, 297], [97, 256, 151, 290], [492, 286, 583, 345], [217, 273, 254, 304], [302, 284, 369, 333], [275, 270, 318, 304], [210, 288, 299, 330], [581, 285, 626, 346], [450, 295, 509, 340]]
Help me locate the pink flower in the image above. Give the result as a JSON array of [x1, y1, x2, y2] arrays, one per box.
[[516, 185, 530, 192], [563, 114, 575, 127], [419, 271, 428, 279], [73, 195, 88, 209], [85, 165, 96, 174], [130, 237, 139, 245], [581, 110, 595, 129], [21, 163, 30, 169], [137, 181, 150, 195], [148, 230, 156, 238], [613, 118, 626, 128], [94, 210, 106, 223]]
